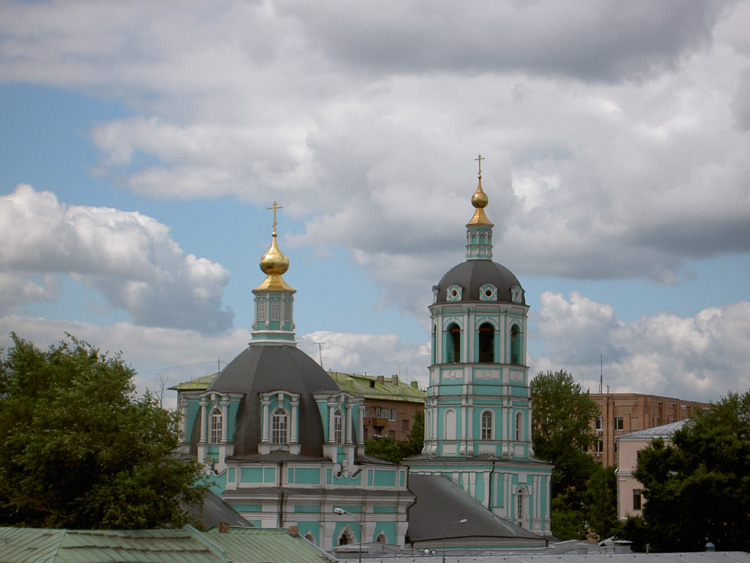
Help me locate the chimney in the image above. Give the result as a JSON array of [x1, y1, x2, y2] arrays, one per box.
[[392, 375, 399, 385], [218, 522, 230, 533], [377, 375, 385, 384], [289, 525, 299, 537]]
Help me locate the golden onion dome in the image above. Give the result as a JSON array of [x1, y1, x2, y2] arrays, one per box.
[[259, 233, 289, 276], [467, 176, 493, 227]]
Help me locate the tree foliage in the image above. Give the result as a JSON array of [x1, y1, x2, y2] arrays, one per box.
[[0, 333, 207, 529], [531, 370, 600, 496], [632, 391, 750, 552], [365, 410, 424, 464], [585, 463, 618, 541], [531, 370, 601, 539]]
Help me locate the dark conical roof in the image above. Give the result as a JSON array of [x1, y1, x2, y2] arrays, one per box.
[[205, 344, 339, 457], [434, 259, 524, 305]]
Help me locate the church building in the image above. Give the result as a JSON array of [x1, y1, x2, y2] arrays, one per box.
[[174, 204, 413, 550], [405, 157, 553, 538], [174, 158, 553, 551]]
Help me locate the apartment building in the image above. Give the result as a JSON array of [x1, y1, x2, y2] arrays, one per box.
[[589, 393, 708, 467], [327, 372, 426, 442]]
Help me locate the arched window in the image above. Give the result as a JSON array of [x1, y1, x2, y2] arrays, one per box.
[[444, 409, 457, 440], [271, 408, 289, 444], [376, 532, 387, 543], [515, 411, 523, 441], [256, 298, 266, 321], [517, 488, 525, 524], [210, 407, 222, 443], [446, 323, 461, 363], [334, 408, 344, 444], [478, 323, 494, 363], [338, 527, 355, 546], [481, 410, 493, 440], [304, 532, 315, 544], [510, 324, 522, 365], [432, 325, 437, 364]]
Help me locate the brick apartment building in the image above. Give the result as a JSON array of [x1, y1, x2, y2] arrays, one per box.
[[327, 372, 426, 442], [589, 393, 708, 467]]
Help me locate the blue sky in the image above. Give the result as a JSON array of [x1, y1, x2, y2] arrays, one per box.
[[1, 0, 749, 407]]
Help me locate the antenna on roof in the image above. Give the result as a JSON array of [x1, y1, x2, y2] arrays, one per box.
[[314, 342, 325, 370], [599, 354, 603, 394]]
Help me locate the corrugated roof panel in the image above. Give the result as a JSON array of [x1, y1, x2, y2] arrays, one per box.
[[206, 529, 336, 562], [57, 530, 220, 563], [0, 527, 64, 563]]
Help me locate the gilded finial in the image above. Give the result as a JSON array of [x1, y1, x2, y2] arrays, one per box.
[[467, 154, 493, 226], [255, 201, 295, 292]]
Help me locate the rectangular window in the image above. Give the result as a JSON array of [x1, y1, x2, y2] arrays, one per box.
[[270, 300, 280, 321], [595, 440, 603, 455], [595, 416, 603, 430], [633, 489, 642, 510], [402, 420, 409, 431], [388, 408, 396, 421], [614, 416, 624, 430]]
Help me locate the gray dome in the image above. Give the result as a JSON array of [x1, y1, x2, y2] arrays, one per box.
[[434, 260, 525, 305], [200, 344, 339, 458]]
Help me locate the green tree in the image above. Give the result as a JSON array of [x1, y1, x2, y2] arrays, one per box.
[[365, 410, 424, 463], [531, 370, 600, 539], [632, 391, 750, 552], [585, 463, 618, 541], [0, 333, 207, 529]]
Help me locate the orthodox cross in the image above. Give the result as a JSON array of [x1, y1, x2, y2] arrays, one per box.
[[475, 154, 485, 178], [267, 201, 283, 232]]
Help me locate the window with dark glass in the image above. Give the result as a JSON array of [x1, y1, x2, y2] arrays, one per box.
[[446, 324, 461, 363], [478, 323, 494, 363], [510, 325, 522, 365]]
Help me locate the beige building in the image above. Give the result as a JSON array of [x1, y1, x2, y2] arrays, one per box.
[[588, 393, 707, 467], [615, 420, 687, 520]]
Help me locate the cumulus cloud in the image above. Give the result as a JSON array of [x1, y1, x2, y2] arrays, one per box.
[[531, 292, 750, 402], [299, 330, 430, 387], [1, 0, 749, 401], [2, 0, 745, 292], [0, 185, 233, 332]]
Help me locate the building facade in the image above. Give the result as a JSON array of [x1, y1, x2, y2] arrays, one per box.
[[615, 420, 687, 520], [589, 393, 707, 467], [327, 373, 425, 442], [173, 208, 413, 551], [405, 159, 553, 539]]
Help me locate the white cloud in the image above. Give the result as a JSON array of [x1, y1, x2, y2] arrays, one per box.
[[531, 293, 750, 402], [299, 330, 430, 388], [1, 0, 749, 404], [0, 185, 233, 332]]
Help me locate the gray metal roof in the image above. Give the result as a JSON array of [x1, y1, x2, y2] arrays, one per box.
[[434, 259, 525, 305], [0, 526, 337, 563], [334, 551, 750, 563], [406, 474, 544, 547], [182, 489, 253, 530], [617, 420, 689, 441], [202, 343, 340, 457]]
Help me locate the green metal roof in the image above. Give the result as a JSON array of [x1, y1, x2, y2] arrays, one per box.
[[327, 372, 425, 403], [0, 526, 336, 563], [206, 528, 337, 562], [169, 372, 219, 391], [171, 370, 426, 404]]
